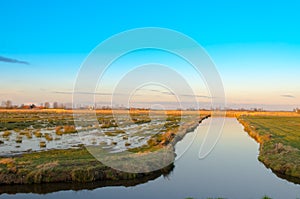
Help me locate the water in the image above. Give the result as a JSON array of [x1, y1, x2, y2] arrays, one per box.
[[2, 118, 300, 199]]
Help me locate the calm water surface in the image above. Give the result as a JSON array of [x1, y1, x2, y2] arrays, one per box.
[[2, 118, 300, 199]]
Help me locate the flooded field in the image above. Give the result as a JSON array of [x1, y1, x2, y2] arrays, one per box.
[[0, 110, 199, 156]]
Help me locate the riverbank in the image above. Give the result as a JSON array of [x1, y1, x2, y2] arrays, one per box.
[[0, 111, 209, 185], [238, 115, 300, 183], [0, 147, 174, 185]]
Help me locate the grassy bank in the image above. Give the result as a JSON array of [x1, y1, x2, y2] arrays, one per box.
[[238, 115, 300, 182], [0, 147, 174, 185]]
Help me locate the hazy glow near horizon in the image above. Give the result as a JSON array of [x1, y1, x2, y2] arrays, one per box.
[[0, 1, 300, 110], [93, 49, 209, 109]]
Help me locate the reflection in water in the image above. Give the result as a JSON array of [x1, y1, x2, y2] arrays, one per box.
[[1, 118, 300, 199], [271, 169, 300, 185], [0, 164, 174, 195]]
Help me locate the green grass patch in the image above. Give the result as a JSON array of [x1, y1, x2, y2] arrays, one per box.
[[238, 115, 300, 181]]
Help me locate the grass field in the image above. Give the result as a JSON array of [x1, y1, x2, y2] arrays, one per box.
[[238, 115, 300, 182]]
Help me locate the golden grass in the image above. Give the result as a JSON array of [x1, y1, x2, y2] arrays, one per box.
[[0, 108, 206, 115], [0, 108, 299, 118], [36, 161, 59, 170], [39, 141, 46, 148], [2, 131, 11, 137], [55, 126, 63, 135], [34, 131, 42, 138], [63, 125, 76, 134], [56, 125, 77, 135], [26, 132, 33, 139], [125, 142, 131, 146], [226, 110, 300, 117], [15, 136, 22, 143], [19, 130, 32, 139], [0, 158, 15, 165], [44, 133, 53, 141]]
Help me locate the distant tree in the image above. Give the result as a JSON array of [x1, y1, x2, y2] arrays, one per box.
[[30, 104, 36, 109], [44, 102, 50, 109], [59, 103, 65, 109], [53, 102, 58, 109], [5, 100, 12, 109]]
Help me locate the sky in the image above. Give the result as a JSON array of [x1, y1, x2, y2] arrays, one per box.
[[0, 0, 300, 110]]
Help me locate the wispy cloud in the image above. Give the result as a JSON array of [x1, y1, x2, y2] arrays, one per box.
[[181, 94, 212, 99], [54, 89, 211, 99], [0, 56, 29, 65], [281, 94, 295, 98], [53, 91, 112, 96], [139, 88, 212, 99]]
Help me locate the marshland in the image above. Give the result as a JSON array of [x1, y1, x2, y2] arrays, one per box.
[[0, 109, 300, 199]]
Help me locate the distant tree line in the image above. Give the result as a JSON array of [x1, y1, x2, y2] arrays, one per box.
[[294, 108, 300, 114], [0, 100, 68, 109], [1, 100, 13, 109]]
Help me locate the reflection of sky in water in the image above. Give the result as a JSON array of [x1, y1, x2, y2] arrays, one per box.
[[2, 118, 300, 199]]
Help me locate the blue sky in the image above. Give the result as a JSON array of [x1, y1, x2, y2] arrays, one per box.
[[1, 0, 300, 110]]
